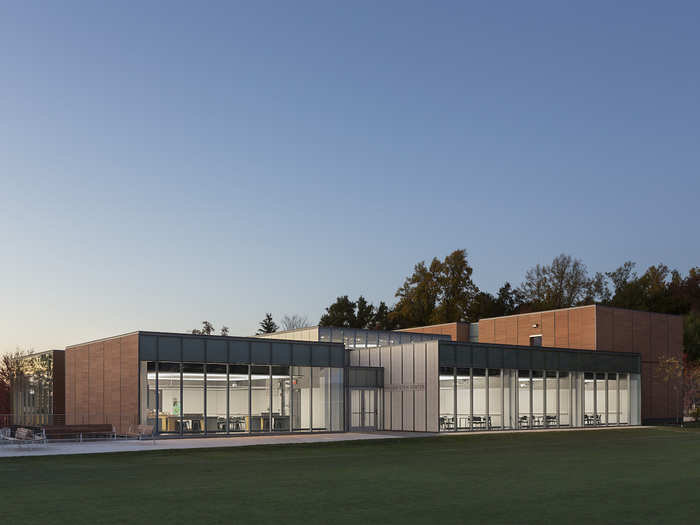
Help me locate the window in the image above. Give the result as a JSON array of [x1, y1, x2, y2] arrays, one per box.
[[529, 335, 543, 347]]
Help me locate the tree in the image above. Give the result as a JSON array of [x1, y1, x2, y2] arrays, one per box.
[[657, 354, 700, 427], [320, 296, 360, 328], [280, 314, 311, 331], [191, 321, 215, 335], [519, 254, 606, 310], [369, 301, 396, 330], [220, 326, 230, 336], [256, 313, 278, 334], [392, 250, 479, 327]]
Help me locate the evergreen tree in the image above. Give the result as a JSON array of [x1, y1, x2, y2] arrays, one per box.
[[256, 313, 278, 334]]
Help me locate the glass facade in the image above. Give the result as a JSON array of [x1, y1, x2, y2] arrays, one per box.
[[439, 368, 639, 432], [317, 327, 449, 349], [141, 362, 343, 435], [10, 351, 56, 426]]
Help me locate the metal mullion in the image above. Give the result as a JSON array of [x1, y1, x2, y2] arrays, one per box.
[[289, 367, 293, 434], [605, 374, 609, 426], [155, 362, 159, 435], [247, 365, 251, 434], [543, 371, 547, 428], [310, 367, 314, 432], [529, 370, 533, 429], [203, 363, 207, 436], [469, 368, 473, 432], [179, 363, 183, 438], [452, 367, 459, 432], [500, 369, 505, 431], [226, 365, 230, 435], [556, 371, 560, 428], [617, 373, 621, 426], [268, 365, 272, 433], [485, 370, 489, 431]]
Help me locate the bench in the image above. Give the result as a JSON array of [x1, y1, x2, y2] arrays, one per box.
[[43, 424, 116, 441], [1, 427, 47, 447], [125, 424, 154, 440]]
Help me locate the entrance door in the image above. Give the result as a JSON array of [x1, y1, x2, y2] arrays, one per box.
[[350, 388, 378, 431]]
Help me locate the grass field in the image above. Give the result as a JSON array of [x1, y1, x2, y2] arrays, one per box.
[[2, 428, 699, 524]]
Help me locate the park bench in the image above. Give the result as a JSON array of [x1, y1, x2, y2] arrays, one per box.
[[43, 424, 116, 441], [1, 427, 47, 447]]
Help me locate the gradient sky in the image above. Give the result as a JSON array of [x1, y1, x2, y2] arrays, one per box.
[[1, 1, 699, 353]]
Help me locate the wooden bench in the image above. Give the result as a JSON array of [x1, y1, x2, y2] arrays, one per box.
[[125, 424, 154, 440], [43, 424, 116, 441]]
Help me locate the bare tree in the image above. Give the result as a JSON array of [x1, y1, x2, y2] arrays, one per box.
[[0, 349, 29, 391], [280, 314, 311, 331], [220, 326, 230, 336]]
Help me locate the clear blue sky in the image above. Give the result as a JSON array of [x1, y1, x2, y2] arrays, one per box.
[[1, 1, 699, 353]]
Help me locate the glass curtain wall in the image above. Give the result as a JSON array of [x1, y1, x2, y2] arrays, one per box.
[[559, 372, 570, 426], [157, 362, 181, 434], [182, 363, 204, 434], [608, 373, 619, 424], [545, 371, 557, 427], [456, 368, 470, 431], [206, 364, 227, 433], [250, 365, 270, 432], [292, 367, 311, 431], [518, 370, 531, 429], [228, 365, 249, 432], [313, 368, 330, 431], [531, 370, 544, 427], [472, 369, 487, 430], [437, 368, 634, 433], [488, 369, 502, 430], [596, 373, 607, 425], [141, 363, 343, 435], [619, 373, 629, 424], [439, 367, 455, 431], [271, 366, 291, 431]]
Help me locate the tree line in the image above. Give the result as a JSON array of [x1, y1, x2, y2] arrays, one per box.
[[318, 250, 700, 361]]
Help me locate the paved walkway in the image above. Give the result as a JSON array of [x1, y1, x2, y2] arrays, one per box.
[[0, 432, 426, 458], [0, 425, 642, 458]]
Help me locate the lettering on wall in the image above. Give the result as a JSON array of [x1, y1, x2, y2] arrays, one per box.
[[385, 383, 425, 392]]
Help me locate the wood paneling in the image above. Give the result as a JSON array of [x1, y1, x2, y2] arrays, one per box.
[[64, 333, 139, 433]]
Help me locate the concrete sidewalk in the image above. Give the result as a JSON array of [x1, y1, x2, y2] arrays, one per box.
[[0, 431, 426, 458]]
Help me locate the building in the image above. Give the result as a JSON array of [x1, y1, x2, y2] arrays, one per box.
[[9, 349, 65, 426], [61, 327, 641, 435], [397, 305, 683, 423]]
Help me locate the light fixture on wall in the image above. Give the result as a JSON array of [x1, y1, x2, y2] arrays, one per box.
[[532, 323, 538, 328]]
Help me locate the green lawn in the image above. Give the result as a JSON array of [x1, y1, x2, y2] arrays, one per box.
[[2, 428, 699, 524]]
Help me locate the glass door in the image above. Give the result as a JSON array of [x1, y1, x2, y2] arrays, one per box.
[[349, 388, 378, 431]]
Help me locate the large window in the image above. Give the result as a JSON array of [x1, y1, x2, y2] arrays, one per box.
[[518, 370, 531, 429], [596, 372, 606, 425], [141, 362, 157, 428], [488, 369, 502, 430], [228, 365, 249, 432], [545, 371, 557, 427], [619, 373, 629, 424], [456, 368, 471, 430], [206, 364, 227, 433], [250, 365, 270, 432], [271, 366, 290, 431], [584, 372, 596, 425], [439, 367, 455, 431], [330, 368, 344, 431], [559, 371, 570, 426], [312, 367, 330, 431], [158, 362, 181, 434], [608, 373, 619, 424], [472, 369, 487, 430], [182, 363, 204, 434], [292, 367, 311, 431]]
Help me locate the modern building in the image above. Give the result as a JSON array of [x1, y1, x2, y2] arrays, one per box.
[[9, 349, 65, 426], [60, 327, 641, 436], [396, 305, 683, 423]]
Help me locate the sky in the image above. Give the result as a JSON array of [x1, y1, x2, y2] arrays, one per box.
[[1, 1, 699, 353]]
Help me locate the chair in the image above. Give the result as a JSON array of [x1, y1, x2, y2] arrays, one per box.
[[519, 415, 530, 428]]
